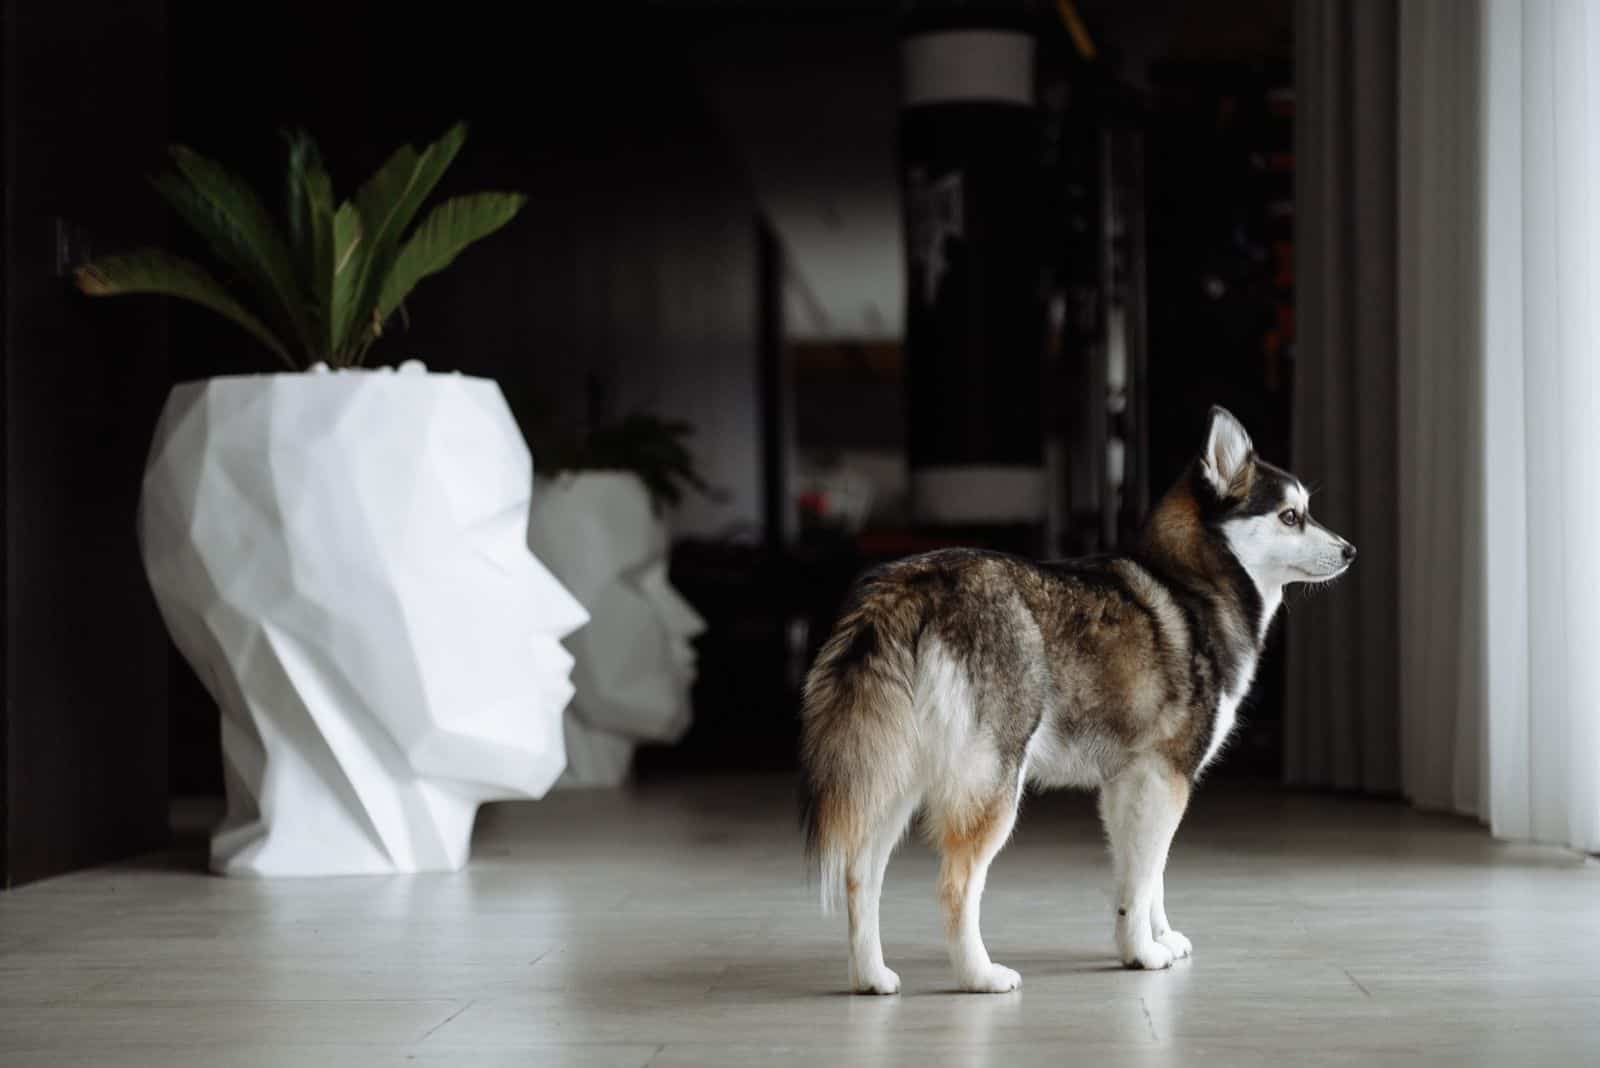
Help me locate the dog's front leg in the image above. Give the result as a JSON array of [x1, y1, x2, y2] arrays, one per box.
[[1100, 756, 1191, 969], [1148, 869, 1192, 960]]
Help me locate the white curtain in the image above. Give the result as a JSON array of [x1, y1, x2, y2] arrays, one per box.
[[1398, 0, 1600, 852]]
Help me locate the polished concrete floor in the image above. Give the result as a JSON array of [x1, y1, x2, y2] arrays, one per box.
[[2, 775, 1597, 1066]]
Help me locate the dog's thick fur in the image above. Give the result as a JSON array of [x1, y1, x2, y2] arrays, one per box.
[[800, 407, 1355, 994]]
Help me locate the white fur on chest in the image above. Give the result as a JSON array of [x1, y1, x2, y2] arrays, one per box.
[[1198, 587, 1278, 775], [1198, 682, 1247, 774]]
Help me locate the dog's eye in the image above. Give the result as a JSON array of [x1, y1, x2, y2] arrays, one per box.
[[1280, 509, 1299, 527]]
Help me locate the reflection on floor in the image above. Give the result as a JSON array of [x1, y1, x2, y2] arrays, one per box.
[[2, 776, 1597, 1066]]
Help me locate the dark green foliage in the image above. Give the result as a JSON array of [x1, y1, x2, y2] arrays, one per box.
[[546, 413, 713, 514], [75, 124, 524, 369]]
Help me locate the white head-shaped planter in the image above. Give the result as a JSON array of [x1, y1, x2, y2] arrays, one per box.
[[527, 471, 705, 785], [140, 366, 588, 875]]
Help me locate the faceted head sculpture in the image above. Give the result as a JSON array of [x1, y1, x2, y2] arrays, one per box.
[[528, 471, 706, 781], [140, 367, 587, 875]]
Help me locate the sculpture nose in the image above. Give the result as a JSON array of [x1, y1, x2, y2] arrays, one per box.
[[1341, 542, 1358, 562]]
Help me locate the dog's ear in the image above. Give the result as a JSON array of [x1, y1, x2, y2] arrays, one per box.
[[1201, 405, 1254, 497]]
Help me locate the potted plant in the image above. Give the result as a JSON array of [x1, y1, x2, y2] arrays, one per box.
[[79, 125, 589, 876], [527, 414, 709, 786]]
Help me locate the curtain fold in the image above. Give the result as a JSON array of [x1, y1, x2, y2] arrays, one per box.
[[1291, 0, 1599, 852], [1286, 0, 1401, 793], [1395, 0, 1600, 853], [1395, 0, 1487, 817]]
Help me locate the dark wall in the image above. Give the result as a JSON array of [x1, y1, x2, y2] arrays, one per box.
[[1, 0, 172, 885], [165, 1, 762, 794]]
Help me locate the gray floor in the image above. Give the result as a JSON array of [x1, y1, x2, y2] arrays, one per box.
[[2, 776, 1597, 1066]]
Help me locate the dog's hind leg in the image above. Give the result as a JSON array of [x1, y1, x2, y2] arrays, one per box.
[[1100, 754, 1191, 969], [931, 775, 1024, 993], [847, 792, 920, 995]]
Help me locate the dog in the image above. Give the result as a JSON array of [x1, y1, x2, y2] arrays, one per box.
[[799, 406, 1355, 994]]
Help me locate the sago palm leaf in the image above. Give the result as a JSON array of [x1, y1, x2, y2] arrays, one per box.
[[332, 123, 467, 357], [283, 130, 336, 340], [331, 201, 364, 358], [375, 192, 527, 328], [75, 251, 295, 369], [78, 121, 511, 371], [157, 146, 317, 356]]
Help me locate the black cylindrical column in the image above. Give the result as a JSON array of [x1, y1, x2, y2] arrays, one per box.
[[901, 25, 1045, 528]]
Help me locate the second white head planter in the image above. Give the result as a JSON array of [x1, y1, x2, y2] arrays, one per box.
[[527, 471, 705, 785], [140, 367, 588, 875]]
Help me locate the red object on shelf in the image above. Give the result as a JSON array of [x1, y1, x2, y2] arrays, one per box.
[[796, 490, 828, 517]]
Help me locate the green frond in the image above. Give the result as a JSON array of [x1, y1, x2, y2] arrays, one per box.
[[375, 192, 526, 326], [75, 251, 295, 369], [158, 146, 317, 356], [332, 122, 468, 357]]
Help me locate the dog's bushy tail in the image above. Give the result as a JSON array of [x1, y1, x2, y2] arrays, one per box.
[[799, 570, 921, 913]]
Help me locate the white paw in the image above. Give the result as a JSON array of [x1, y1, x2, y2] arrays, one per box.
[[959, 963, 1022, 993], [1121, 940, 1176, 970], [1155, 929, 1192, 959], [850, 964, 901, 995]]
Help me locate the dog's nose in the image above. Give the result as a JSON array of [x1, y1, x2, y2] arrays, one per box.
[[1341, 542, 1358, 562]]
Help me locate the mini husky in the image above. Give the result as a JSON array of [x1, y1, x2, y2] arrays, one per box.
[[800, 407, 1355, 994]]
